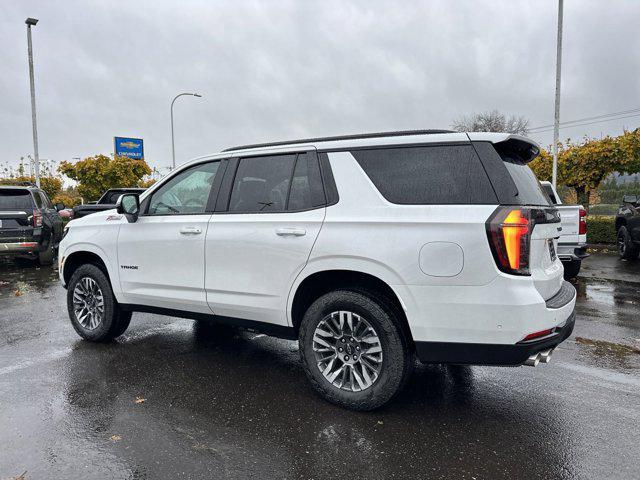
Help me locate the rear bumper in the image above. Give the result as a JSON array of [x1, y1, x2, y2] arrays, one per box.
[[558, 244, 589, 261], [415, 311, 575, 366], [0, 241, 40, 255]]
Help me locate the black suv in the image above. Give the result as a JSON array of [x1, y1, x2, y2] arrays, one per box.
[[0, 185, 64, 265], [615, 194, 640, 260]]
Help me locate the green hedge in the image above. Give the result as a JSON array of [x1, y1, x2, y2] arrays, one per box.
[[586, 216, 616, 244], [588, 204, 619, 216]]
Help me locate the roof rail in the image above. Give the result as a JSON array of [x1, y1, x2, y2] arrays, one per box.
[[223, 129, 456, 152]]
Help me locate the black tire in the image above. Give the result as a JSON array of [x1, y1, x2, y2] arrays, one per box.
[[67, 264, 131, 342], [299, 289, 413, 411], [562, 259, 581, 280], [617, 226, 639, 260], [38, 240, 55, 266]]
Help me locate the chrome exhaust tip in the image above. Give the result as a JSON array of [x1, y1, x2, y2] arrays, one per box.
[[524, 353, 540, 367], [539, 349, 553, 364]]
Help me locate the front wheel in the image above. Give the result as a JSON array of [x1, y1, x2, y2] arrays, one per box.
[[299, 290, 412, 411], [618, 226, 639, 260], [67, 264, 131, 342]]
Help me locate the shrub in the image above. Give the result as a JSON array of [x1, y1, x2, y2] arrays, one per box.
[[588, 204, 619, 216], [586, 216, 616, 244]]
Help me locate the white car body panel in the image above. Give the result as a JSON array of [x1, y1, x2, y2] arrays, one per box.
[[205, 207, 325, 325], [117, 213, 213, 313]]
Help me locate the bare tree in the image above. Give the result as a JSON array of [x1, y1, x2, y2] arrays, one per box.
[[451, 110, 530, 135]]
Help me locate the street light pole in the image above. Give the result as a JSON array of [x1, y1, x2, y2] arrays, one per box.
[[170, 92, 202, 169], [25, 17, 40, 188], [552, 0, 563, 190]]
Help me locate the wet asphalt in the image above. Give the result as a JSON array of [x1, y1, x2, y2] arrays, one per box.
[[0, 254, 639, 480]]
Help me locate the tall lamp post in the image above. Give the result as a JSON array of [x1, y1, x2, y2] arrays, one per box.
[[25, 17, 40, 187], [552, 0, 563, 189], [170, 92, 202, 169]]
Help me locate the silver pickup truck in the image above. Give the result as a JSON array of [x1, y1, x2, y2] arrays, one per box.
[[540, 181, 588, 279]]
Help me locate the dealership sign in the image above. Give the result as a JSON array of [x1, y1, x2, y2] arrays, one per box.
[[114, 137, 144, 159]]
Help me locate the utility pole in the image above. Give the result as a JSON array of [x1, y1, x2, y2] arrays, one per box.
[[25, 18, 40, 188], [552, 0, 563, 189]]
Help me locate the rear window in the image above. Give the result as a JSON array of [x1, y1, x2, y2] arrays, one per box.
[[350, 145, 497, 205], [500, 157, 550, 206], [541, 183, 558, 205], [0, 190, 34, 210]]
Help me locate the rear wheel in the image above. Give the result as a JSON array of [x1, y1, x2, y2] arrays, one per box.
[[67, 264, 131, 341], [618, 226, 639, 260], [562, 259, 581, 279], [299, 290, 412, 411]]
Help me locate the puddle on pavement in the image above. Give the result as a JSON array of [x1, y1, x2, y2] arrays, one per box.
[[0, 258, 60, 299]]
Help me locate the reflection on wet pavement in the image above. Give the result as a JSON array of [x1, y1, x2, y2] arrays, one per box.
[[1, 255, 640, 479]]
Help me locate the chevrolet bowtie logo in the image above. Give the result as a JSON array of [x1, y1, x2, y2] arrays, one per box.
[[120, 141, 140, 149]]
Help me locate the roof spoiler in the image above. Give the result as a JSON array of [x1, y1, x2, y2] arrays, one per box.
[[493, 135, 541, 164]]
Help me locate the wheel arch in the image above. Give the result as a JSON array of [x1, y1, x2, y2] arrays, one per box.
[[62, 247, 113, 288], [289, 268, 414, 347]]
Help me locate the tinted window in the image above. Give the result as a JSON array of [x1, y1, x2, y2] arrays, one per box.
[[229, 155, 296, 213], [501, 158, 550, 206], [351, 145, 496, 204], [148, 161, 219, 215], [32, 191, 43, 208], [0, 190, 34, 210], [39, 192, 52, 208], [541, 183, 558, 205], [288, 152, 325, 211]]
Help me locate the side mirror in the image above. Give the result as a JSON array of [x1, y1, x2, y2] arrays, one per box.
[[622, 195, 638, 205], [55, 202, 65, 211], [116, 193, 140, 223]]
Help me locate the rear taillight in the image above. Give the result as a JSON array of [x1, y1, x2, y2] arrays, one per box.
[[33, 209, 43, 227], [579, 208, 587, 235], [486, 207, 533, 275]]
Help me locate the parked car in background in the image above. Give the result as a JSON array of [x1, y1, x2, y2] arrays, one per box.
[[615, 194, 640, 260], [540, 181, 588, 279], [59, 131, 576, 410], [72, 188, 146, 219], [0, 185, 64, 265]]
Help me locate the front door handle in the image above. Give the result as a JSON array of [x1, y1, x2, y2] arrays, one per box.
[[180, 227, 202, 235], [275, 227, 306, 237]]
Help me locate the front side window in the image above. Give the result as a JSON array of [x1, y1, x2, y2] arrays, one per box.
[[228, 154, 297, 213], [147, 161, 219, 215]]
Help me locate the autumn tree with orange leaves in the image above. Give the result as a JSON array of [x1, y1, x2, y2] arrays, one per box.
[[529, 129, 640, 206]]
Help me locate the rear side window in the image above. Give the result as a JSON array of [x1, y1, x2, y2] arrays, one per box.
[[227, 152, 326, 213], [229, 154, 296, 213], [499, 158, 550, 206], [350, 145, 497, 204], [0, 190, 34, 210], [541, 183, 558, 204]]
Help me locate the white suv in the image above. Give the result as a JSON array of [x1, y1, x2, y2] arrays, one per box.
[[59, 130, 576, 410]]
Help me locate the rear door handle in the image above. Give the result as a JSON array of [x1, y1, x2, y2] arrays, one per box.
[[275, 227, 306, 237], [180, 227, 202, 235]]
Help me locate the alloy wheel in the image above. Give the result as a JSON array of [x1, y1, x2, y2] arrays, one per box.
[[72, 277, 105, 330], [312, 310, 383, 392]]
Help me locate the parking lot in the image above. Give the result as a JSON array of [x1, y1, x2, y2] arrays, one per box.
[[0, 254, 639, 479]]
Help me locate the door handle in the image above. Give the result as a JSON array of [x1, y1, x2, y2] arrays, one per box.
[[180, 227, 202, 235], [275, 227, 306, 237]]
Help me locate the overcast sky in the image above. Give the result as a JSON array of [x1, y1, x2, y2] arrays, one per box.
[[1, 0, 638, 174]]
